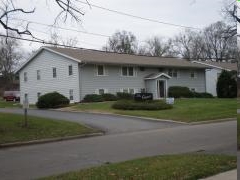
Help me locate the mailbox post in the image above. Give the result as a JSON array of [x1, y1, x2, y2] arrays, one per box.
[[23, 99, 29, 127]]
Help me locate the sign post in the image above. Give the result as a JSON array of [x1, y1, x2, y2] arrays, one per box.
[[23, 99, 29, 127]]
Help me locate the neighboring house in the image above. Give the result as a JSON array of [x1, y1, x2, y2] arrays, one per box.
[[193, 61, 237, 96], [17, 47, 208, 104]]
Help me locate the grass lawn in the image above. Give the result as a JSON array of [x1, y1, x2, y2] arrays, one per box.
[[41, 153, 236, 180], [72, 98, 236, 123], [0, 113, 98, 144], [0, 98, 21, 108], [238, 114, 240, 149], [238, 99, 240, 109]]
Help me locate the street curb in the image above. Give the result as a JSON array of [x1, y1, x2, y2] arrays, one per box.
[[0, 132, 104, 149], [189, 118, 236, 125], [54, 108, 235, 125]]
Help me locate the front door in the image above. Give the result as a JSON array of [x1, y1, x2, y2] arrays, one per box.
[[158, 80, 165, 98]]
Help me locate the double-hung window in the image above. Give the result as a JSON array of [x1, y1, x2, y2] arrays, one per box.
[[69, 65, 73, 76], [53, 67, 57, 78], [190, 71, 197, 78], [69, 89, 74, 100], [121, 67, 135, 77], [168, 69, 178, 78], [24, 72, 27, 82], [97, 65, 105, 76], [37, 70, 41, 80]]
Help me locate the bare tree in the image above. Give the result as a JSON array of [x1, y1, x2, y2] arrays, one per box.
[[103, 30, 138, 54], [0, 33, 22, 82], [0, 0, 87, 39], [48, 32, 78, 47], [172, 29, 206, 60], [203, 21, 236, 61]]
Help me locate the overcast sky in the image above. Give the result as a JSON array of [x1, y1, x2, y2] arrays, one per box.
[[1, 0, 228, 52]]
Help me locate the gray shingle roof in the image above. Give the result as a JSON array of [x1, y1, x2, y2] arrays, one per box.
[[46, 46, 208, 69]]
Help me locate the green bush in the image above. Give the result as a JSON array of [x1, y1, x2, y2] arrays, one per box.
[[217, 70, 237, 98], [168, 86, 193, 98], [83, 94, 103, 102], [116, 92, 134, 100], [36, 92, 69, 109], [192, 92, 213, 98], [112, 100, 172, 110], [102, 93, 117, 101]]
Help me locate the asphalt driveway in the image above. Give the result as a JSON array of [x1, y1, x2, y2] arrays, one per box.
[[0, 108, 184, 134]]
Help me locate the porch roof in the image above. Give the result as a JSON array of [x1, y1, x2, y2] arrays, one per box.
[[144, 73, 171, 80]]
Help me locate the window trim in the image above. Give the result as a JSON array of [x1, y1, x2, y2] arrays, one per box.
[[96, 65, 106, 76], [190, 70, 197, 79], [24, 72, 27, 82], [68, 65, 73, 76], [37, 70, 41, 80], [121, 66, 136, 77], [168, 69, 178, 78], [53, 67, 57, 78], [69, 89, 74, 101]]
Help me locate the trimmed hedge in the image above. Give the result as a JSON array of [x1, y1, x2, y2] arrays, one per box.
[[116, 92, 133, 100], [168, 86, 192, 98], [36, 92, 69, 109], [83, 94, 103, 102], [102, 93, 117, 101], [192, 92, 213, 98], [112, 100, 172, 110], [168, 86, 213, 98]]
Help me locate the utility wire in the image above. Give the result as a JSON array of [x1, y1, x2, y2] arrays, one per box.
[[0, 34, 86, 49], [77, 0, 201, 30], [11, 17, 110, 38]]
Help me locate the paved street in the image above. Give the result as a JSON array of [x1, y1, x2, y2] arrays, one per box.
[[0, 109, 236, 180], [0, 108, 184, 134]]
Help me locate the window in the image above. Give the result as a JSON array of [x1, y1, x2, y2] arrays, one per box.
[[97, 65, 105, 76], [168, 69, 178, 78], [37, 92, 41, 99], [24, 72, 27, 82], [69, 89, 73, 100], [158, 68, 164, 72], [24, 93, 28, 100], [190, 71, 197, 78], [139, 67, 145, 71], [69, 65, 73, 76], [190, 88, 196, 92], [121, 67, 135, 77], [122, 88, 135, 94], [129, 89, 134, 94], [53, 68, 57, 78], [98, 89, 105, 95], [37, 70, 41, 80]]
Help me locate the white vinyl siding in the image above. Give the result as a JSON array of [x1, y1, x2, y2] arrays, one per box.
[[19, 50, 80, 104]]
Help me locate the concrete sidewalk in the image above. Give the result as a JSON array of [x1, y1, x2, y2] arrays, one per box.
[[201, 169, 237, 180]]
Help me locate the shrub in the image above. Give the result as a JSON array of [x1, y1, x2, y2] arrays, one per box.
[[116, 92, 134, 100], [217, 70, 237, 98], [102, 93, 117, 101], [192, 92, 213, 98], [83, 94, 103, 102], [112, 100, 172, 110], [36, 92, 69, 109], [168, 86, 193, 98]]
